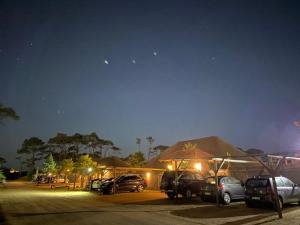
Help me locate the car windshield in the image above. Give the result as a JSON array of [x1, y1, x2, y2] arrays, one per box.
[[246, 179, 269, 187]]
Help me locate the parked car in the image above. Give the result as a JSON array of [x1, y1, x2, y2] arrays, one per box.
[[160, 170, 205, 200], [245, 176, 300, 209], [88, 178, 113, 191], [200, 176, 245, 205], [34, 175, 54, 184], [89, 179, 102, 191], [100, 174, 147, 194]]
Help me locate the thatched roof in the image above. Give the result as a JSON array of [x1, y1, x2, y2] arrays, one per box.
[[159, 136, 252, 161], [144, 155, 167, 169], [98, 156, 129, 167]]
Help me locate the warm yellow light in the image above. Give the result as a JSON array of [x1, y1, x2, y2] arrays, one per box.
[[167, 164, 173, 170], [194, 162, 202, 171], [48, 173, 52, 176], [146, 172, 151, 179]]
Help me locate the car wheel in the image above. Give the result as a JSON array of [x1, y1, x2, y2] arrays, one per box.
[[184, 189, 192, 200], [137, 185, 144, 192], [223, 192, 231, 205], [166, 193, 175, 199]]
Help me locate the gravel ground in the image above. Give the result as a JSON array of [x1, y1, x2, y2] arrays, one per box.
[[1, 182, 300, 225]]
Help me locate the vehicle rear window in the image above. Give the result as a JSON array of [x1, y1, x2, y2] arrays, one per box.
[[180, 173, 194, 180], [246, 179, 269, 187]]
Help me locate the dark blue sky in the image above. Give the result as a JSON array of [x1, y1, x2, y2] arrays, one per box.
[[1, 0, 300, 167]]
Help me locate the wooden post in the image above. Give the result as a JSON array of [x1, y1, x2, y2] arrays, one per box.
[[255, 156, 283, 219], [113, 167, 116, 194], [271, 173, 282, 219], [214, 160, 220, 207], [175, 160, 178, 201]]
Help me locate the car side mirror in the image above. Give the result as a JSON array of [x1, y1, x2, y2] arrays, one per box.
[[293, 183, 298, 187], [241, 181, 245, 187]]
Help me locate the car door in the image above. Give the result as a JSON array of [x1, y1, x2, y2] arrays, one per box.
[[274, 177, 286, 202], [116, 176, 127, 191], [229, 177, 245, 199], [125, 175, 140, 191], [281, 177, 300, 203]]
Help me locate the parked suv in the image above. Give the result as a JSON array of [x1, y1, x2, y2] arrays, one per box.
[[201, 176, 245, 205], [245, 176, 300, 209], [100, 174, 147, 194], [160, 171, 205, 199]]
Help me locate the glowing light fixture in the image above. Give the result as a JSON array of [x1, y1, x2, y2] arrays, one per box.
[[194, 162, 202, 171], [167, 164, 173, 170], [88, 167, 92, 172], [48, 173, 52, 176], [146, 172, 151, 179]]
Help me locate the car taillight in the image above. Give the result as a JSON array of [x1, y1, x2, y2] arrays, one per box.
[[218, 183, 224, 190]]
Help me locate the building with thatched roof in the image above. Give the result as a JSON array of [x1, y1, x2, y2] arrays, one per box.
[[98, 156, 130, 168], [145, 136, 262, 180]]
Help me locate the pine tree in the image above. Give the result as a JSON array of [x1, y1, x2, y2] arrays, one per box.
[[43, 154, 56, 175]]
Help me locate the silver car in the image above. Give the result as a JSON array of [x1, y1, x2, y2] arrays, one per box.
[[245, 176, 300, 209]]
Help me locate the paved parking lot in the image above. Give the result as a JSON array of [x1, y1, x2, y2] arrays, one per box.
[[1, 182, 300, 225]]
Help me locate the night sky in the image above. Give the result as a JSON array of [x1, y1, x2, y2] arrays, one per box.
[[1, 0, 300, 167]]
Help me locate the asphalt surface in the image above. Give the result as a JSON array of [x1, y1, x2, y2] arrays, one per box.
[[1, 182, 300, 225]]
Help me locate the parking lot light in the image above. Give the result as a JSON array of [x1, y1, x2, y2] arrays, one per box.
[[194, 162, 202, 171]]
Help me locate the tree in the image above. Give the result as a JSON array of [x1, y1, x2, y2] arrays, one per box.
[[83, 132, 106, 159], [75, 155, 95, 188], [0, 157, 6, 168], [136, 138, 141, 152], [183, 142, 197, 151], [0, 103, 20, 125], [0, 157, 6, 181], [17, 137, 45, 172], [59, 159, 74, 183], [128, 152, 145, 167], [43, 154, 56, 175], [47, 133, 72, 162], [146, 136, 155, 160]]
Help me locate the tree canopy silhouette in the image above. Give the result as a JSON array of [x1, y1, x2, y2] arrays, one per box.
[[0, 103, 20, 124]]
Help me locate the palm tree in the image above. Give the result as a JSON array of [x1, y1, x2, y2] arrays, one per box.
[[146, 136, 155, 160]]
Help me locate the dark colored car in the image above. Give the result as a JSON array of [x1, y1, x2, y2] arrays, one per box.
[[100, 174, 147, 194], [160, 171, 205, 199], [201, 176, 245, 205], [245, 176, 300, 209]]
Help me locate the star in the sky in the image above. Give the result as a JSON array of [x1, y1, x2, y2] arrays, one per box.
[[132, 59, 136, 64], [153, 51, 157, 56], [29, 42, 33, 47], [104, 60, 109, 64]]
